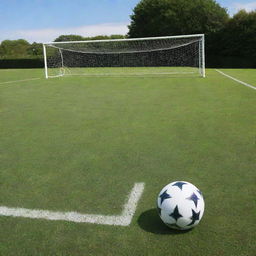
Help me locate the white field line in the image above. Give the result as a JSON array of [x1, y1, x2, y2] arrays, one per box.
[[215, 69, 256, 90], [0, 182, 145, 226], [0, 77, 40, 85]]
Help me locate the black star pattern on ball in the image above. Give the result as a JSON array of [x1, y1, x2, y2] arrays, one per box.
[[197, 189, 203, 197], [187, 209, 200, 226], [159, 190, 171, 205], [186, 192, 200, 207], [170, 205, 183, 221], [172, 181, 187, 190]]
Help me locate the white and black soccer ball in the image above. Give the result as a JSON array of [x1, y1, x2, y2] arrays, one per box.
[[157, 181, 205, 230]]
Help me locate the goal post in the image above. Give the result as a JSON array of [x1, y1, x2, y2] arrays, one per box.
[[43, 34, 205, 78]]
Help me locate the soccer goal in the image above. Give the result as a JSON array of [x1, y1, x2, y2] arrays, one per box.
[[43, 34, 205, 78]]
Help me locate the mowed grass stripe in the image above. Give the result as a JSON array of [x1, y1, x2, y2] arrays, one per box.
[[215, 69, 256, 90]]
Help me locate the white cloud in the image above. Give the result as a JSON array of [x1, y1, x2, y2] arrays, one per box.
[[233, 2, 256, 12], [0, 23, 129, 43]]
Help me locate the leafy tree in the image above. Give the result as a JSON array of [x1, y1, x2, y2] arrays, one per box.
[[128, 0, 229, 38], [220, 10, 256, 59], [0, 44, 4, 58], [109, 34, 126, 39], [0, 39, 30, 58], [27, 42, 43, 57], [54, 34, 125, 42], [83, 35, 125, 40], [54, 35, 85, 42]]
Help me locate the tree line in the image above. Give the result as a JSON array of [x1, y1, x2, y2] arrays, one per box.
[[0, 35, 125, 59], [0, 0, 255, 67]]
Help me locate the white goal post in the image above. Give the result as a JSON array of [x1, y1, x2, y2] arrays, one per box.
[[43, 34, 205, 78]]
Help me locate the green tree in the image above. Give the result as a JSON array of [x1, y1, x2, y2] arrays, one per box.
[[83, 35, 125, 40], [109, 34, 126, 39], [128, 0, 229, 38], [220, 10, 256, 59], [0, 39, 30, 58], [54, 34, 125, 42], [0, 44, 4, 58], [27, 42, 43, 57], [54, 35, 85, 42]]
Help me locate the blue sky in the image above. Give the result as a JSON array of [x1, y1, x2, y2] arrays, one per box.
[[0, 0, 255, 42]]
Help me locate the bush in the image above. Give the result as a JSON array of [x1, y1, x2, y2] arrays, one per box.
[[0, 58, 44, 69]]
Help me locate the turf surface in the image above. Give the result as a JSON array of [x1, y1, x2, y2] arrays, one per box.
[[218, 69, 256, 86], [0, 68, 255, 255]]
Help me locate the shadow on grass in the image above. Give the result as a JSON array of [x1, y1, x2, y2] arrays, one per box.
[[137, 208, 192, 235]]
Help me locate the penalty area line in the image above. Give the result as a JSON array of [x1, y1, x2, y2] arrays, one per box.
[[215, 69, 256, 90], [0, 182, 145, 226]]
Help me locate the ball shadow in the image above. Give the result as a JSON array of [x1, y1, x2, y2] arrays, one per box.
[[137, 208, 192, 235]]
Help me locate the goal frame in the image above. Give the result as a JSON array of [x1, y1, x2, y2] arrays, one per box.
[[43, 34, 205, 79]]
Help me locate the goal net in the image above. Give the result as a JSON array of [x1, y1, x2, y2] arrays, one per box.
[[43, 34, 205, 78]]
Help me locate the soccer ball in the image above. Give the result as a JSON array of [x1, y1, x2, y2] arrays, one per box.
[[157, 181, 205, 230]]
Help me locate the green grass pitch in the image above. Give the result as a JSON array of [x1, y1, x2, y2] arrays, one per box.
[[0, 68, 255, 255]]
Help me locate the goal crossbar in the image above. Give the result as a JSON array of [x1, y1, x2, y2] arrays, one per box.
[[44, 34, 205, 45]]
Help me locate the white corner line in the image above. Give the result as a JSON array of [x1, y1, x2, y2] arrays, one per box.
[[0, 77, 41, 86], [0, 182, 145, 226], [215, 69, 256, 90]]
